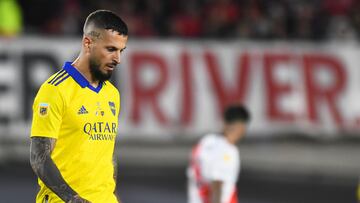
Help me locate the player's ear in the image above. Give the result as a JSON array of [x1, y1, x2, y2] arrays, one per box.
[[83, 36, 92, 53]]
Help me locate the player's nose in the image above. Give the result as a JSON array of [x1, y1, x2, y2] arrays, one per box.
[[113, 51, 121, 64]]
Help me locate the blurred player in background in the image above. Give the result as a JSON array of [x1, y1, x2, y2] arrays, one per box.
[[29, 10, 127, 203], [187, 105, 250, 203]]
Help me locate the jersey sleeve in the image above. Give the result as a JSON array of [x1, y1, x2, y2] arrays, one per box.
[[30, 83, 65, 139], [209, 148, 236, 182]]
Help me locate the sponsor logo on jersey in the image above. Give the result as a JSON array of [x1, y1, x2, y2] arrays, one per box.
[[83, 122, 117, 141], [77, 105, 88, 115]]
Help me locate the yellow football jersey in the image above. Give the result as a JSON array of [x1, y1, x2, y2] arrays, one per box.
[[31, 62, 121, 203]]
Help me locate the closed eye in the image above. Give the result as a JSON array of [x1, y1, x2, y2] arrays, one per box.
[[106, 46, 118, 52], [120, 47, 126, 53]]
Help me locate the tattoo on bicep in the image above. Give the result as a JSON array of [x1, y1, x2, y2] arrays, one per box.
[[30, 137, 55, 173]]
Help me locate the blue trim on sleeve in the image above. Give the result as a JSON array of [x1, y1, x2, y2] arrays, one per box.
[[63, 62, 103, 93]]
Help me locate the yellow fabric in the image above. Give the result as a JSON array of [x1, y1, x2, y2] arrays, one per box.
[[31, 68, 120, 203], [0, 0, 22, 35]]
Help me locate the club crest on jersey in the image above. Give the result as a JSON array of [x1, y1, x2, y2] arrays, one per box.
[[223, 154, 231, 162], [39, 103, 49, 116], [108, 101, 116, 116]]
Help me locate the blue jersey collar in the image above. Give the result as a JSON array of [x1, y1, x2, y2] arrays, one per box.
[[63, 62, 103, 93]]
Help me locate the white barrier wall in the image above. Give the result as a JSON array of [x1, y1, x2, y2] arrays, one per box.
[[0, 38, 360, 140]]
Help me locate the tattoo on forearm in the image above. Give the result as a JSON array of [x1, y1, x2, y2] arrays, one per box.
[[30, 137, 80, 202], [68, 194, 91, 203], [113, 156, 118, 182], [112, 143, 120, 201]]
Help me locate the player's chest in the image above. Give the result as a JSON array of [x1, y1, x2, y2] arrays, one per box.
[[65, 94, 118, 125]]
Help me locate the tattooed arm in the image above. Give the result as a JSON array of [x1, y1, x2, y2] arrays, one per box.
[[113, 154, 118, 184], [113, 145, 122, 203], [30, 137, 91, 203]]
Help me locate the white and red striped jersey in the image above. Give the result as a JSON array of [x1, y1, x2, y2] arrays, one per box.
[[187, 133, 240, 203]]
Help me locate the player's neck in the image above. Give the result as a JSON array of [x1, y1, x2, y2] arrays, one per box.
[[72, 57, 100, 87], [223, 132, 236, 145]]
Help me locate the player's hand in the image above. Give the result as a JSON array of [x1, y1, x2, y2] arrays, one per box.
[[68, 195, 92, 203]]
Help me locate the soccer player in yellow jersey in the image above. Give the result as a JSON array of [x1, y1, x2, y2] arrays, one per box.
[[29, 10, 128, 203]]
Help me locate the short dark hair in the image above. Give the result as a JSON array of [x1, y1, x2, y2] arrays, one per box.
[[83, 10, 128, 35], [223, 105, 250, 124]]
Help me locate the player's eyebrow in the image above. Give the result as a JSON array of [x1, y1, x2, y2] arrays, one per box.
[[120, 47, 126, 52]]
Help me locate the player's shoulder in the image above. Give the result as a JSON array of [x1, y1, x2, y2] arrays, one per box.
[[201, 133, 221, 142], [201, 133, 238, 152], [103, 81, 120, 96], [199, 133, 220, 147], [43, 69, 71, 88], [36, 69, 71, 97], [103, 80, 118, 90]]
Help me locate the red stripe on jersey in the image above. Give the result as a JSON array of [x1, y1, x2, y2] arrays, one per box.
[[191, 144, 210, 203], [229, 189, 238, 203]]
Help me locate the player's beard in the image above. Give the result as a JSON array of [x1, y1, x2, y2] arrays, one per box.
[[89, 58, 112, 82]]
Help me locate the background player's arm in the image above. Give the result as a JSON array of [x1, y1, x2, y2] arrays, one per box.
[[210, 180, 222, 203], [30, 137, 91, 203]]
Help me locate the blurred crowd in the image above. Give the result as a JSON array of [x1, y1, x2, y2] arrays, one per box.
[[3, 0, 360, 40]]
